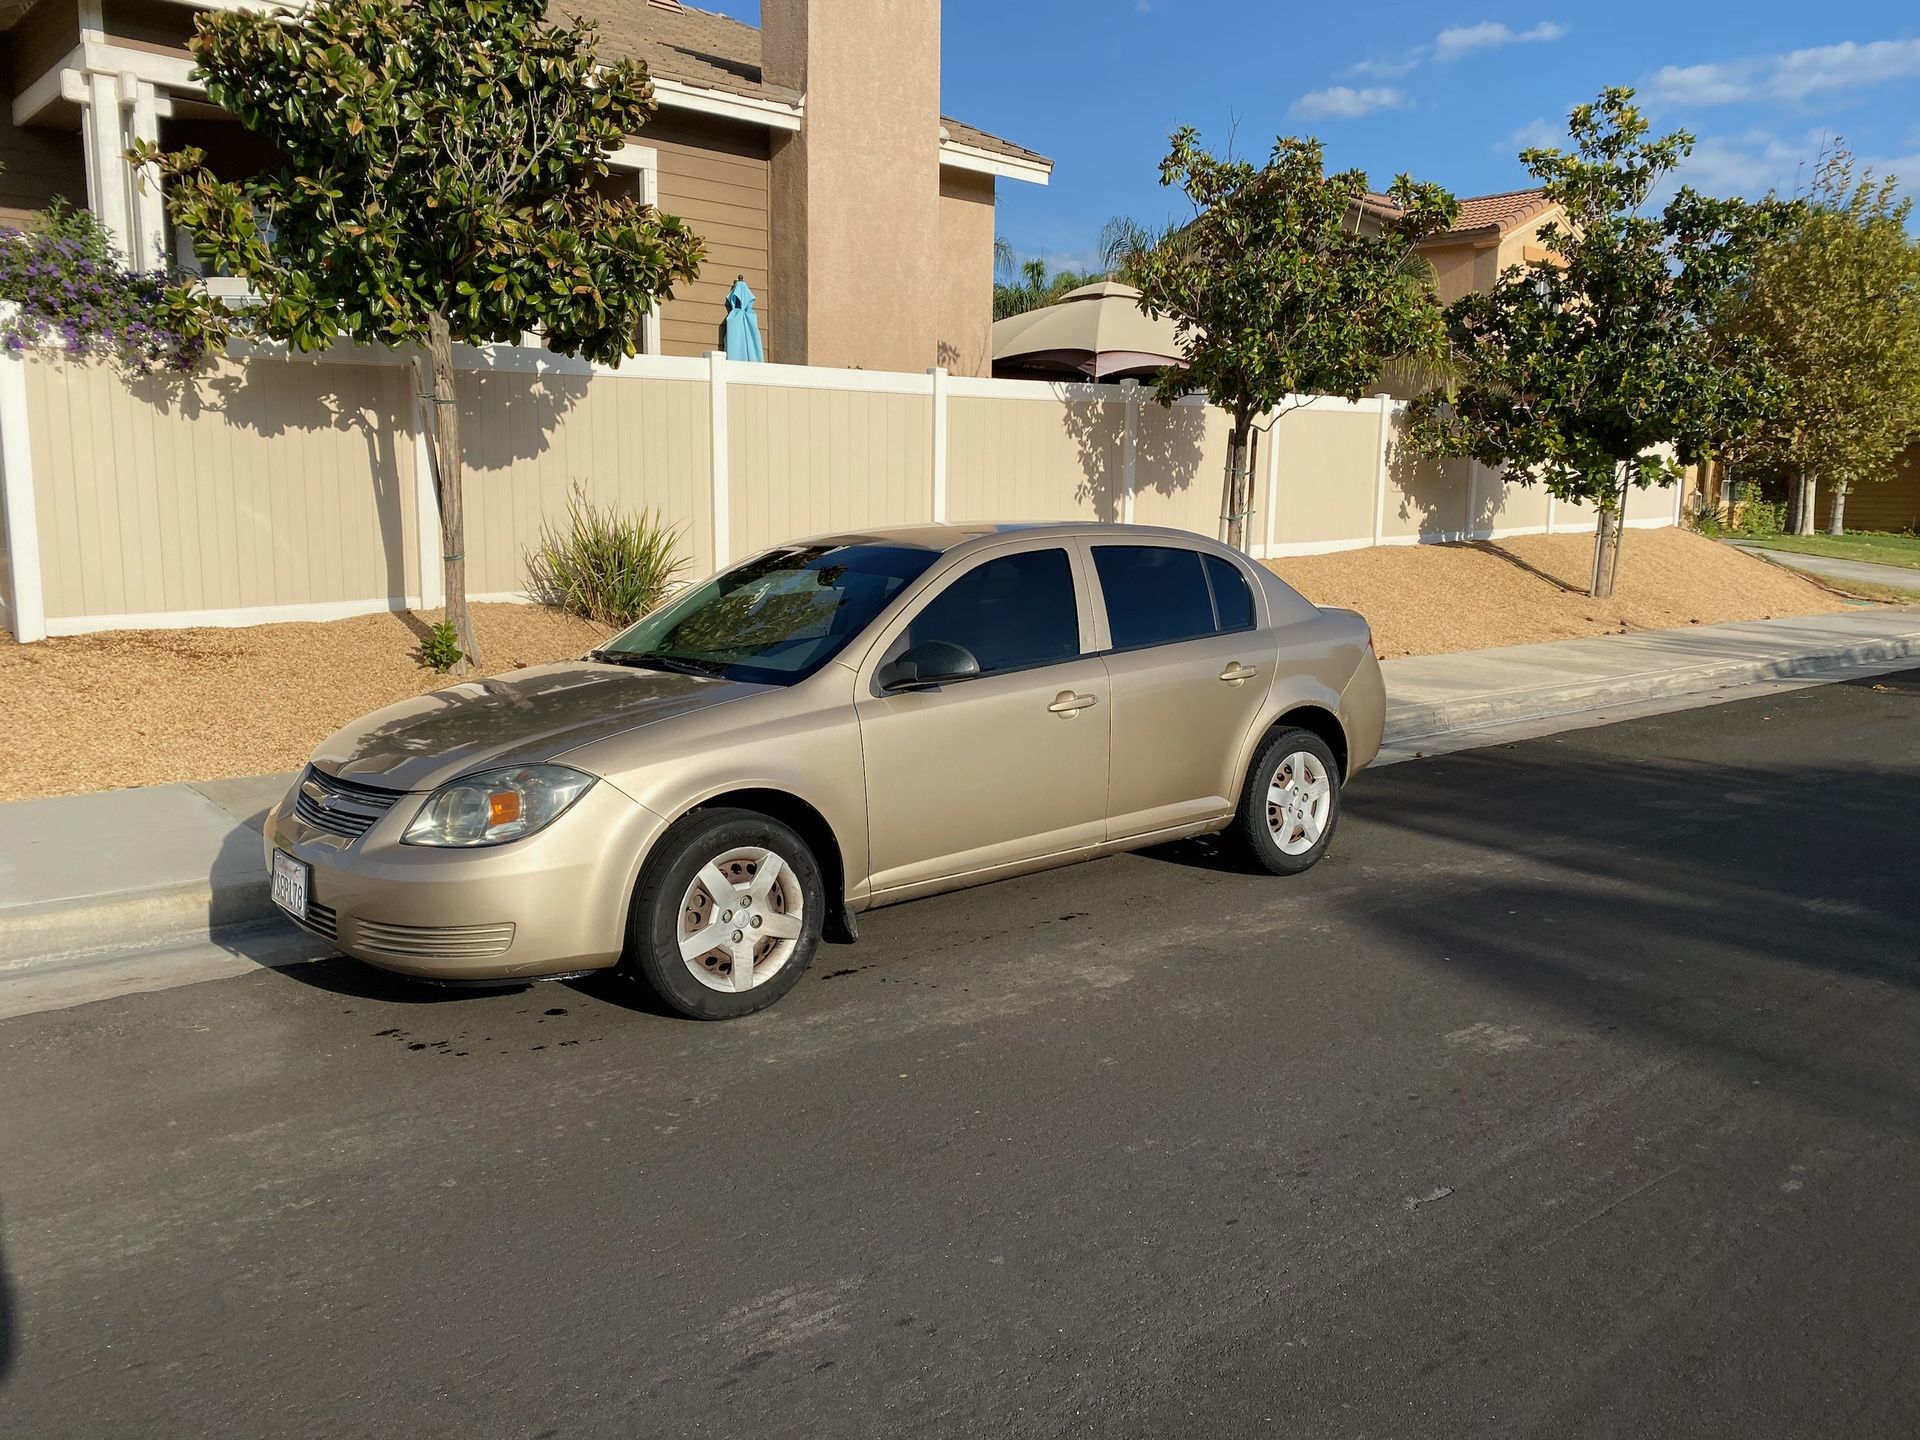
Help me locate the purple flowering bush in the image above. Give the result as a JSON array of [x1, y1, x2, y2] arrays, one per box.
[[0, 201, 227, 375]]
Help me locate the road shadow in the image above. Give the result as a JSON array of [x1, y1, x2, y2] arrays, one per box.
[[0, 1199, 15, 1390], [1341, 667, 1920, 1131]]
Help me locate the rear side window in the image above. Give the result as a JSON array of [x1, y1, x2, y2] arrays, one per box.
[[900, 547, 1080, 674], [1204, 554, 1256, 633], [1094, 545, 1215, 649]]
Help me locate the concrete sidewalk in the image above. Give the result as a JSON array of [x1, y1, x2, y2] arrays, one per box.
[[4, 607, 1919, 977], [1732, 541, 1920, 594]]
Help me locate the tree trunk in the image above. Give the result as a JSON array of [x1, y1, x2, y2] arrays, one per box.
[[426, 312, 480, 674], [1827, 484, 1847, 536], [1793, 472, 1817, 536], [1588, 463, 1629, 600], [1220, 416, 1255, 552]]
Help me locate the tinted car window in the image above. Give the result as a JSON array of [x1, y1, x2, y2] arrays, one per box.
[[900, 548, 1079, 675], [1094, 545, 1215, 650], [1204, 553, 1256, 632], [600, 543, 937, 686]]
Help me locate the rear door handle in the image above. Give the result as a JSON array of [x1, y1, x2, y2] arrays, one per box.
[[1219, 663, 1260, 684], [1048, 691, 1099, 715]]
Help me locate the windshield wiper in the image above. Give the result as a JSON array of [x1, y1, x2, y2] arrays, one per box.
[[587, 649, 725, 678]]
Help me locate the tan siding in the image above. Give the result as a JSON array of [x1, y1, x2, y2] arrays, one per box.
[[0, 35, 86, 225], [1817, 446, 1920, 531], [102, 0, 197, 52], [9, 0, 78, 89], [643, 115, 773, 361]]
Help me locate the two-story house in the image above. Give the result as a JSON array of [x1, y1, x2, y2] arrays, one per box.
[[0, 0, 1051, 375]]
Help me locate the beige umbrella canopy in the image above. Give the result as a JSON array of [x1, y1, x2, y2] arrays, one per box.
[[991, 281, 1188, 382]]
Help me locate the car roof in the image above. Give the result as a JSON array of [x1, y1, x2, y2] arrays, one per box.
[[791, 522, 1239, 558]]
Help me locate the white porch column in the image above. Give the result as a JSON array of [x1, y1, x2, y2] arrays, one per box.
[[81, 70, 133, 260], [127, 77, 167, 271]]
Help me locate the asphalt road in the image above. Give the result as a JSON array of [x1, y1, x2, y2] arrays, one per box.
[[2, 670, 1918, 1439]]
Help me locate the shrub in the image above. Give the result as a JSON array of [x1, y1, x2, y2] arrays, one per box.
[[418, 619, 465, 673], [526, 484, 684, 627], [0, 199, 227, 374], [1735, 496, 1787, 537]]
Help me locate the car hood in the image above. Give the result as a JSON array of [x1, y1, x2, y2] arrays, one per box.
[[310, 661, 769, 793]]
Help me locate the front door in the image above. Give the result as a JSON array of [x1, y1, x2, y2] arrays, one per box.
[[854, 543, 1110, 897], [1089, 542, 1273, 839]]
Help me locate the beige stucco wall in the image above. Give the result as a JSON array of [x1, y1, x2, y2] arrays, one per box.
[[936, 168, 995, 377], [763, 0, 942, 373]]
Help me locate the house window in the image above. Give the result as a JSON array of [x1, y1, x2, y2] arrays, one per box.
[[604, 143, 663, 356]]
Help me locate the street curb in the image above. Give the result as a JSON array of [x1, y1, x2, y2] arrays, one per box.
[[1382, 630, 1920, 744], [0, 873, 281, 971]]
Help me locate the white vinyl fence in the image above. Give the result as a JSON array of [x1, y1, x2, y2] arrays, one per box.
[[0, 341, 1681, 642]]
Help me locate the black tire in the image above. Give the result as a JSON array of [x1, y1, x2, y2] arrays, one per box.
[[623, 807, 825, 1020], [1232, 727, 1342, 876]]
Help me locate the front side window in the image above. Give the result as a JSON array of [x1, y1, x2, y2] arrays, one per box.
[[1094, 545, 1259, 650], [893, 547, 1080, 676], [596, 543, 937, 686]]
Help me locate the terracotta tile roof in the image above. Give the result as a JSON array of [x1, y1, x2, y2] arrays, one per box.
[[558, 1, 1049, 167], [1358, 186, 1557, 241]]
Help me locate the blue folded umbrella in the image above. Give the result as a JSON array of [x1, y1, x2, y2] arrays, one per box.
[[724, 277, 764, 363]]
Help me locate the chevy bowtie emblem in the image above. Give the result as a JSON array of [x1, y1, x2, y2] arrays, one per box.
[[301, 779, 333, 811]]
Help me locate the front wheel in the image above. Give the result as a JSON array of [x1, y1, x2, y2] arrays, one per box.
[[624, 808, 825, 1019], [1232, 727, 1342, 875]]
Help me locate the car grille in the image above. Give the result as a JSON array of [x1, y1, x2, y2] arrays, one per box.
[[293, 766, 404, 841], [299, 901, 340, 943], [353, 920, 516, 962]]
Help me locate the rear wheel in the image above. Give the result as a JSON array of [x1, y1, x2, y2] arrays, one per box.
[[624, 808, 824, 1019], [1232, 727, 1341, 875]]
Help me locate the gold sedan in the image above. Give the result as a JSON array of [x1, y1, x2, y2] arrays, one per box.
[[264, 523, 1384, 1019]]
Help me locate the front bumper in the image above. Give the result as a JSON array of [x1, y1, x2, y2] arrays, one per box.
[[263, 775, 667, 981]]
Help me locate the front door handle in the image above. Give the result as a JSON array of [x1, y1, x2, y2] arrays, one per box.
[[1219, 663, 1261, 684], [1048, 691, 1099, 716]]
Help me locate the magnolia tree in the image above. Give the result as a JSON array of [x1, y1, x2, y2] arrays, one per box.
[[1721, 147, 1920, 535], [1408, 89, 1781, 597], [1131, 129, 1457, 552], [141, 0, 704, 671]]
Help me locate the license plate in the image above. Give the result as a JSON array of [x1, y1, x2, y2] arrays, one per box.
[[271, 849, 310, 920]]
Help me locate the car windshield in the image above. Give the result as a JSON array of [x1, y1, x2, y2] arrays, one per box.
[[593, 542, 938, 686]]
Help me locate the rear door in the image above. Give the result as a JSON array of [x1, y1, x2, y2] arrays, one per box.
[[854, 542, 1111, 897], [1089, 542, 1272, 839]]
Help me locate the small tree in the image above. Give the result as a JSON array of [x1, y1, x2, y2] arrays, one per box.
[[1721, 147, 1920, 536], [1408, 89, 1777, 597], [1131, 129, 1457, 551], [142, 0, 704, 671]]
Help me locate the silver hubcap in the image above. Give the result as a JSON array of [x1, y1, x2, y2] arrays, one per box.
[[677, 847, 804, 993], [1267, 750, 1332, 856]]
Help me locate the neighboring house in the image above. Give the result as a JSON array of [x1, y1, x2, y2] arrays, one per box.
[[0, 0, 1051, 375], [1359, 187, 1564, 304]]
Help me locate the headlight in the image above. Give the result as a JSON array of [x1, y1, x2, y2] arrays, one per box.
[[402, 765, 596, 848]]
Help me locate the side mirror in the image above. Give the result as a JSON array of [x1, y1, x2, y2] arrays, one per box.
[[877, 639, 981, 692]]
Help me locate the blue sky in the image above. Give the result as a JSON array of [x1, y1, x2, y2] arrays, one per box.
[[696, 2, 1920, 269]]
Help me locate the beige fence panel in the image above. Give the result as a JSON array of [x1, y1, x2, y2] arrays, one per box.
[[945, 386, 1117, 522], [1271, 406, 1380, 551], [23, 352, 419, 626], [727, 379, 933, 555], [0, 346, 1681, 641], [459, 365, 713, 598]]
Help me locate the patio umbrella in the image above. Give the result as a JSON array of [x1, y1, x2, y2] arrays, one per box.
[[991, 281, 1186, 382], [724, 277, 764, 363]]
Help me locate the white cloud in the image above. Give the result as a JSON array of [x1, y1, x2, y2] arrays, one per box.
[[1646, 38, 1920, 108], [1495, 117, 1564, 154], [1433, 21, 1569, 62], [1342, 20, 1567, 82], [1668, 129, 1920, 202], [1291, 86, 1410, 120]]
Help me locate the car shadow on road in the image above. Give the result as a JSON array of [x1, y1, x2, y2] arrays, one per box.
[[1136, 833, 1272, 876], [0, 1200, 17, 1390]]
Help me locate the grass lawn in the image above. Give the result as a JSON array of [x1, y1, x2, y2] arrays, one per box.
[[1741, 530, 1920, 572]]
